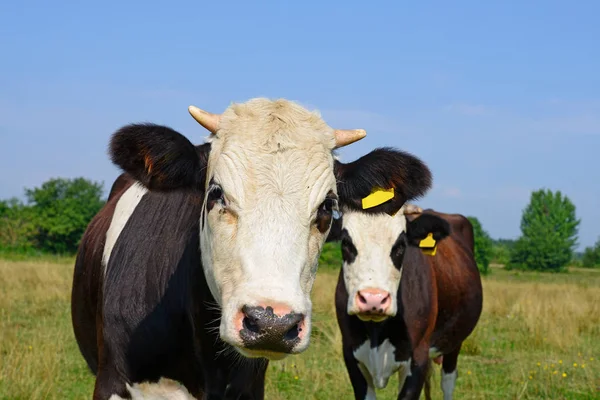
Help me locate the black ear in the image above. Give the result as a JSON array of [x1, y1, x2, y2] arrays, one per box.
[[109, 123, 211, 191], [406, 214, 451, 247], [334, 147, 432, 216]]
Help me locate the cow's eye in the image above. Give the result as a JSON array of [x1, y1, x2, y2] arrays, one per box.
[[207, 184, 225, 210], [319, 198, 341, 220], [315, 196, 340, 234]]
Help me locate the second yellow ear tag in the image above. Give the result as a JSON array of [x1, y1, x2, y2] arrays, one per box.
[[361, 187, 394, 209], [419, 233, 437, 256]]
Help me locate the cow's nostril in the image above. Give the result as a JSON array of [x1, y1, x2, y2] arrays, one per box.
[[284, 323, 300, 341], [243, 316, 260, 334], [358, 294, 367, 304], [381, 294, 390, 305]]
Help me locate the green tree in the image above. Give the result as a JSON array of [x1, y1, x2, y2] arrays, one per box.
[[467, 216, 493, 275], [25, 177, 105, 254], [507, 189, 580, 272], [581, 238, 600, 268]]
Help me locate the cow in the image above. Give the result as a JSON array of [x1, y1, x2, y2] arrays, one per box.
[[71, 97, 436, 400], [327, 203, 483, 400]]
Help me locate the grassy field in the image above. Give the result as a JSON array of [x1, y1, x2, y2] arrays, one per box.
[[1, 248, 599, 399]]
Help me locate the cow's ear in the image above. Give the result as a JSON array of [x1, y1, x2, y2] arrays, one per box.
[[334, 147, 432, 216], [406, 213, 451, 247], [109, 123, 211, 191]]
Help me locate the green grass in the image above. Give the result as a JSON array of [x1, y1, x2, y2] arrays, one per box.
[[1, 248, 599, 399]]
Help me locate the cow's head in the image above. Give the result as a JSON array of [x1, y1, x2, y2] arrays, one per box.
[[109, 98, 433, 359], [329, 199, 451, 321]]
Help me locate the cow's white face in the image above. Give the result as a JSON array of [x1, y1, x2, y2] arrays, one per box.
[[340, 209, 408, 321], [199, 99, 340, 358], [337, 208, 452, 322]]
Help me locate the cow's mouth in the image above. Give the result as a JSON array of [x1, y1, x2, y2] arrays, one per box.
[[356, 313, 390, 323], [235, 347, 289, 361]]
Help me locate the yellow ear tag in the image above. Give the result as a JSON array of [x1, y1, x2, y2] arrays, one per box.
[[419, 233, 437, 256], [361, 187, 394, 209]]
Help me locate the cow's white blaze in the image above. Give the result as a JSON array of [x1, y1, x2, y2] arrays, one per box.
[[103, 182, 148, 274], [198, 98, 338, 356], [342, 208, 408, 316]]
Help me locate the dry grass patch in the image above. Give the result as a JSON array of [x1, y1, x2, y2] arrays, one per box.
[[0, 260, 598, 399], [0, 260, 93, 399]]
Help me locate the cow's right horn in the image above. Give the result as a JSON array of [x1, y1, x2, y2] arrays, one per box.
[[403, 204, 423, 215], [188, 105, 221, 134], [334, 129, 367, 148]]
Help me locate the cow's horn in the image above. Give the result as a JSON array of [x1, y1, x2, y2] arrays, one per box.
[[188, 105, 221, 134], [334, 129, 367, 148]]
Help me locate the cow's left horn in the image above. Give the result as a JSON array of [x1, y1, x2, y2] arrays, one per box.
[[334, 129, 367, 148], [188, 105, 221, 134]]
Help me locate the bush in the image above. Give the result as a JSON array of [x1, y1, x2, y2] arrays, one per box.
[[318, 242, 342, 270], [491, 244, 510, 265], [467, 216, 493, 275], [581, 238, 600, 268], [0, 198, 38, 252], [491, 239, 515, 265]]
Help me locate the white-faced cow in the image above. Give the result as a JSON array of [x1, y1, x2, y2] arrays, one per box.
[[71, 97, 436, 400], [328, 204, 483, 400]]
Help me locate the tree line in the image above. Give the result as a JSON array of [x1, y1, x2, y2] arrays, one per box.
[[1, 177, 599, 271]]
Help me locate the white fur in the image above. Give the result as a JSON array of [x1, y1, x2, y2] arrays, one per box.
[[103, 182, 148, 275], [429, 347, 442, 359], [108, 378, 197, 400], [353, 338, 408, 390], [396, 359, 412, 393], [342, 208, 408, 316], [441, 369, 458, 400], [198, 98, 339, 357], [364, 386, 377, 400]]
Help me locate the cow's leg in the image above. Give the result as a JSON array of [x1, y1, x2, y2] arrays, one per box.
[[396, 345, 428, 400], [440, 345, 461, 400], [343, 345, 375, 400], [93, 358, 129, 400]]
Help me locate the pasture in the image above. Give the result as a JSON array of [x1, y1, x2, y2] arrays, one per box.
[[0, 245, 599, 399]]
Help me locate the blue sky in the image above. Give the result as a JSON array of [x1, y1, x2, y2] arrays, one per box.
[[1, 1, 598, 250]]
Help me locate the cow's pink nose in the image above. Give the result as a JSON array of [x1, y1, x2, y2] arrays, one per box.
[[356, 289, 391, 314]]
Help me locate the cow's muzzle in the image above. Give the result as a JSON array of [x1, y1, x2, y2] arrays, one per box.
[[238, 305, 306, 354]]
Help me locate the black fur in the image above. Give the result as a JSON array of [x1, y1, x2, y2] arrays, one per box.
[[406, 214, 451, 247], [334, 147, 432, 216], [96, 188, 267, 399], [340, 228, 358, 264], [390, 231, 408, 269], [109, 123, 210, 191]]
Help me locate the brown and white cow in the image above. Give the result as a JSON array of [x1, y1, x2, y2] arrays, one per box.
[[328, 205, 483, 400], [71, 98, 435, 399]]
